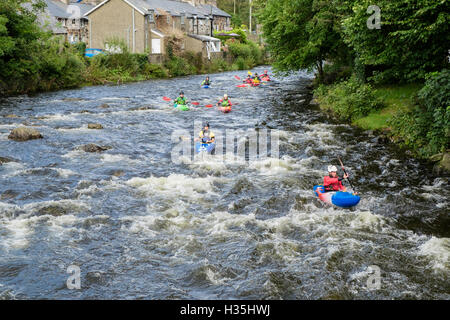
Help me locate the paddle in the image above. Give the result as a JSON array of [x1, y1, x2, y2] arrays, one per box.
[[337, 156, 357, 194], [234, 75, 241, 80], [205, 104, 213, 108]]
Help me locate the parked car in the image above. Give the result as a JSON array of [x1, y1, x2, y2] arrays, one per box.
[[84, 48, 104, 58]]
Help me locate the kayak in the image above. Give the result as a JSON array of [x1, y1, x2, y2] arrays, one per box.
[[237, 84, 248, 88], [261, 77, 271, 82], [195, 142, 215, 154], [219, 106, 231, 113], [174, 104, 189, 111], [202, 85, 210, 88], [313, 185, 360, 208]]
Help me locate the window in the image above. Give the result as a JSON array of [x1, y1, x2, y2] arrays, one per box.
[[166, 15, 170, 24], [72, 19, 76, 25], [152, 39, 161, 54], [181, 15, 185, 25]]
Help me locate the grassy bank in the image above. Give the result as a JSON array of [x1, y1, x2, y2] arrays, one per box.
[[314, 70, 449, 168], [353, 84, 422, 130]]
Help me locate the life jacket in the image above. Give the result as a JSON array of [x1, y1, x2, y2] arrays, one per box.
[[174, 96, 186, 105], [244, 78, 253, 84], [199, 129, 215, 143], [202, 80, 210, 85], [323, 176, 346, 192], [219, 98, 231, 107]]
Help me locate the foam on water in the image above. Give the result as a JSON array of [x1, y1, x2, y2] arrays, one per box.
[[418, 237, 450, 273], [126, 174, 219, 199]]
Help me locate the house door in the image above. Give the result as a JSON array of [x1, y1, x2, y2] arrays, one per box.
[[152, 39, 161, 54]]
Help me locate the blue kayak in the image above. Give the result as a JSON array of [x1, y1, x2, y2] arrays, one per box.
[[202, 85, 210, 89], [195, 142, 215, 154], [313, 185, 360, 208]]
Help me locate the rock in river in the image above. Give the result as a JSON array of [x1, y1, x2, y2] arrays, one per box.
[[8, 127, 43, 141], [81, 144, 111, 153], [88, 123, 104, 129]]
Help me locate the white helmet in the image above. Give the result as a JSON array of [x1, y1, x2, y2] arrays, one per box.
[[328, 165, 337, 172]]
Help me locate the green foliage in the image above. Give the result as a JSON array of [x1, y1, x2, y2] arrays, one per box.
[[319, 63, 352, 85], [73, 42, 86, 57], [164, 55, 196, 77], [0, 0, 86, 94], [226, 38, 263, 66], [258, 0, 352, 79], [389, 70, 450, 157], [342, 0, 449, 83], [142, 63, 168, 79], [315, 75, 384, 121], [182, 51, 203, 73], [217, 0, 265, 31], [214, 26, 248, 44]]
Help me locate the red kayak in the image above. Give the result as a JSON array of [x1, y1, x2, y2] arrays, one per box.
[[219, 106, 232, 113]]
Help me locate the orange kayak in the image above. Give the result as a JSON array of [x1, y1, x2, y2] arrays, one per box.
[[219, 106, 232, 113]]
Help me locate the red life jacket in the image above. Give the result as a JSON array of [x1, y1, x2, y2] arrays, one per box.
[[323, 176, 346, 191]]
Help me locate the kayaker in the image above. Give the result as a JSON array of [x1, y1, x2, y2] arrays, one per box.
[[323, 165, 348, 192], [262, 70, 270, 81], [174, 91, 187, 106], [253, 72, 261, 81], [201, 76, 211, 86], [217, 94, 232, 107], [196, 122, 215, 144], [243, 75, 253, 84]]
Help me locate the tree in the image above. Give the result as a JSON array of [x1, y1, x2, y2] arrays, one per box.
[[258, 0, 352, 80], [342, 0, 450, 83]]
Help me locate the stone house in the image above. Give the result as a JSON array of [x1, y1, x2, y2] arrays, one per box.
[[38, 0, 94, 44], [84, 0, 231, 61]]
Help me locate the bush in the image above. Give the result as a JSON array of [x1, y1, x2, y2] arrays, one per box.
[[143, 63, 168, 79], [315, 76, 384, 121], [182, 51, 203, 73], [389, 70, 450, 157], [319, 63, 352, 85], [164, 55, 196, 77]]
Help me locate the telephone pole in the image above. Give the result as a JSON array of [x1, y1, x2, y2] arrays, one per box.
[[249, 0, 252, 32]]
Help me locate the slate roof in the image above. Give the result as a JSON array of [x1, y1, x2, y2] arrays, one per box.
[[86, 0, 230, 19], [197, 4, 231, 18]]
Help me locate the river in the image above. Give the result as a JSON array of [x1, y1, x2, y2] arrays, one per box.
[[0, 67, 448, 299]]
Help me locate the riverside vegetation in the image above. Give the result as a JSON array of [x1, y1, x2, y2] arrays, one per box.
[[258, 0, 449, 171], [0, 0, 267, 97]]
